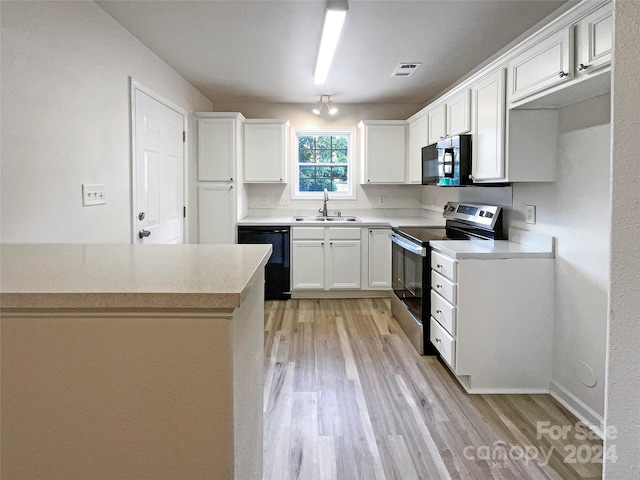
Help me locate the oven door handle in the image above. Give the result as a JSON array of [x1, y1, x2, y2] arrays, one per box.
[[389, 232, 427, 256]]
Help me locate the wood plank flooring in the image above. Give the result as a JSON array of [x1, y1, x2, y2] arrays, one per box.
[[263, 298, 603, 480]]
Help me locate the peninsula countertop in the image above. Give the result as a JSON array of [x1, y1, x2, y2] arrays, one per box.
[[0, 243, 272, 310]]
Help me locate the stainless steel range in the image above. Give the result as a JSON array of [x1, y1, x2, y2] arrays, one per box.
[[389, 202, 504, 355]]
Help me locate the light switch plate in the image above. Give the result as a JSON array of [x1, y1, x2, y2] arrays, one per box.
[[82, 184, 106, 206], [525, 205, 536, 224]]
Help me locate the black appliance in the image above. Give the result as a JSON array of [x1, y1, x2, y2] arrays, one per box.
[[389, 202, 504, 355], [237, 226, 291, 300], [422, 134, 472, 187]]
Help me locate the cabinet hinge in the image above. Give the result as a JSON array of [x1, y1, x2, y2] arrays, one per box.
[[183, 206, 186, 218], [183, 131, 186, 142]]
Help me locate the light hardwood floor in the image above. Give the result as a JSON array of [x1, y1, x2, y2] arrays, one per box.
[[263, 298, 603, 480]]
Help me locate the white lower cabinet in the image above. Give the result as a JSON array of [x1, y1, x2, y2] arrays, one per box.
[[198, 184, 235, 244], [327, 240, 361, 289], [367, 228, 392, 288], [430, 248, 554, 393], [292, 227, 361, 291]]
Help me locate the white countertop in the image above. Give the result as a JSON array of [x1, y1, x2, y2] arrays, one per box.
[[0, 243, 272, 310], [237, 214, 445, 228], [430, 239, 554, 259]]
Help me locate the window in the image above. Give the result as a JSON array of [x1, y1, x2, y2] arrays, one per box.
[[292, 130, 355, 199]]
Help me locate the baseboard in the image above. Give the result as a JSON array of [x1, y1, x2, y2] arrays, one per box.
[[549, 381, 604, 438], [291, 290, 390, 299]]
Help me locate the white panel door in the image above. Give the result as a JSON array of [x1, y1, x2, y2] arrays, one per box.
[[427, 105, 446, 144], [134, 88, 184, 244], [471, 69, 506, 182]]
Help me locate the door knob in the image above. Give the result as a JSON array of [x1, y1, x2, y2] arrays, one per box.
[[138, 229, 151, 239]]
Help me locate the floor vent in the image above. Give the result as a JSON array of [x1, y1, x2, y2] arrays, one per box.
[[391, 62, 422, 77]]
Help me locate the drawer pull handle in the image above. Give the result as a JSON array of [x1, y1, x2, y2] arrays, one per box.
[[437, 264, 443, 268], [436, 309, 442, 314], [559, 71, 569, 78], [435, 338, 441, 343], [577, 63, 589, 71], [436, 284, 442, 289]]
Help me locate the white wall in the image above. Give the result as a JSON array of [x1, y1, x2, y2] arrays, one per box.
[[0, 1, 212, 244], [604, 1, 640, 477], [209, 102, 425, 216], [511, 94, 611, 426]]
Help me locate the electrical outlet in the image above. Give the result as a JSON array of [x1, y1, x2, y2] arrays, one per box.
[[378, 195, 386, 206], [82, 184, 106, 206], [278, 195, 289, 206], [525, 205, 536, 224]]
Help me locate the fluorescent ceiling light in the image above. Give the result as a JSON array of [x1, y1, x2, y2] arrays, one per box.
[[314, 7, 347, 84]]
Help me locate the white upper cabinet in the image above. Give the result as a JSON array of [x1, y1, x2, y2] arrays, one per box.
[[243, 120, 288, 183], [427, 104, 446, 144], [509, 27, 573, 103], [196, 116, 238, 182], [407, 113, 428, 184], [471, 69, 506, 182], [446, 90, 472, 137], [577, 2, 612, 74], [359, 121, 407, 184], [427, 90, 471, 145]]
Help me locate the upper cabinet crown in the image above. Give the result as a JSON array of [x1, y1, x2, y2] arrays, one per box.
[[508, 1, 612, 108], [243, 119, 289, 183]]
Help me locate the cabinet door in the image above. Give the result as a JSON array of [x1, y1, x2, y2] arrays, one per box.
[[197, 118, 234, 181], [471, 68, 506, 182], [327, 240, 361, 289], [362, 123, 406, 184], [292, 241, 325, 289], [244, 122, 287, 183], [509, 27, 572, 102], [407, 114, 428, 184], [198, 184, 235, 244], [368, 228, 391, 288], [427, 105, 446, 144], [446, 90, 471, 136], [577, 3, 612, 74]]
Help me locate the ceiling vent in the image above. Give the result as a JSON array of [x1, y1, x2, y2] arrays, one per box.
[[391, 62, 422, 78]]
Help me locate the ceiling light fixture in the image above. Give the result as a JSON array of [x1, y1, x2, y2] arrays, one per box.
[[314, 0, 348, 85], [313, 95, 338, 115]]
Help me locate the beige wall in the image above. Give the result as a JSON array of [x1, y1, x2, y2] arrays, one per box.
[[0, 1, 212, 244], [604, 1, 640, 478]]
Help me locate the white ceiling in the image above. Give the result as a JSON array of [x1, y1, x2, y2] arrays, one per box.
[[96, 0, 570, 106]]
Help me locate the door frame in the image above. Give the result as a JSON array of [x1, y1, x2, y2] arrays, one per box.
[[130, 78, 189, 244]]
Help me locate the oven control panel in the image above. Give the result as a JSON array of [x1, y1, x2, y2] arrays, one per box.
[[442, 202, 501, 228]]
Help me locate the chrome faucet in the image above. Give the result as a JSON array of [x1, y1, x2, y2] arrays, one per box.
[[319, 188, 329, 217]]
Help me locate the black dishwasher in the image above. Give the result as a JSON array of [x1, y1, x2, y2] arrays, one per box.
[[237, 226, 291, 300]]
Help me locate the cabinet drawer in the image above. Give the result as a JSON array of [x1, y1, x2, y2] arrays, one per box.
[[328, 227, 361, 240], [431, 250, 458, 282], [431, 270, 457, 304], [430, 290, 456, 336], [292, 227, 324, 240], [430, 317, 456, 370]]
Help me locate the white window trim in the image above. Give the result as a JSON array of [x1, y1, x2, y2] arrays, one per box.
[[291, 127, 356, 200]]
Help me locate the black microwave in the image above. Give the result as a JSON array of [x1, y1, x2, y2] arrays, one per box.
[[422, 134, 472, 186]]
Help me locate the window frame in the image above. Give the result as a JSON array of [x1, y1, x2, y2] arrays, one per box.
[[291, 128, 356, 200]]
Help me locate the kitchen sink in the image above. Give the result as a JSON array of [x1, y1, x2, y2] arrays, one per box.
[[292, 216, 360, 222]]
